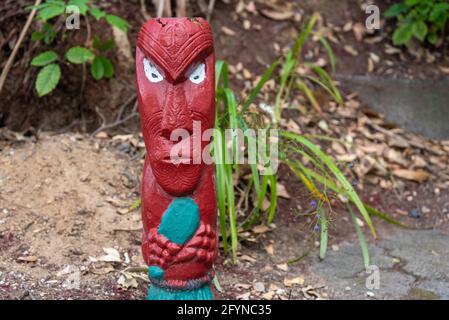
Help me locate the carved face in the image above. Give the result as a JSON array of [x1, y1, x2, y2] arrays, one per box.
[[136, 18, 215, 196]]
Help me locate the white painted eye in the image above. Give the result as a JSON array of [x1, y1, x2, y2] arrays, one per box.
[[143, 58, 164, 83], [187, 62, 205, 84]]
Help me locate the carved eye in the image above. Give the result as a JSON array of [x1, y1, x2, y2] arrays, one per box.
[[143, 58, 164, 83], [187, 62, 206, 84]]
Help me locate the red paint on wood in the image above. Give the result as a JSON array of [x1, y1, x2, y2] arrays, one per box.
[[136, 18, 217, 297]]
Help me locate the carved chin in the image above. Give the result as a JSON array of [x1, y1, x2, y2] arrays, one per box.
[[151, 161, 203, 196]]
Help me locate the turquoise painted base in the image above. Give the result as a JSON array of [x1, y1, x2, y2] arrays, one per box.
[[147, 284, 214, 300]]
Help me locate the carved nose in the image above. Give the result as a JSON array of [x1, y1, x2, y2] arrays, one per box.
[[161, 85, 192, 140]]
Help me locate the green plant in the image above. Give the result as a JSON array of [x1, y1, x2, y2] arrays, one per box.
[[213, 13, 406, 266], [28, 0, 129, 96], [128, 14, 406, 266], [385, 0, 449, 45]]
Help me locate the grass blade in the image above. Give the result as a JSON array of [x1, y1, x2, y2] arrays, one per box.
[[319, 37, 336, 72], [281, 131, 377, 239], [348, 204, 370, 268], [242, 60, 280, 113], [319, 206, 328, 260]]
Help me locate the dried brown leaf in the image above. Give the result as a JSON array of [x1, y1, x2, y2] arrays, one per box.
[[392, 169, 430, 183]]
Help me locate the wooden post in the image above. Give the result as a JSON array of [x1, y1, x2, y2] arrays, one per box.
[[136, 18, 217, 300]]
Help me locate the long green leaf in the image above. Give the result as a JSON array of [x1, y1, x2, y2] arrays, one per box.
[[242, 60, 279, 113], [348, 204, 370, 268], [294, 163, 409, 228], [281, 131, 377, 238], [319, 206, 328, 260]]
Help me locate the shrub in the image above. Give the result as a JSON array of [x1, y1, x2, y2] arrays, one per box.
[[28, 0, 129, 96], [385, 0, 449, 46]]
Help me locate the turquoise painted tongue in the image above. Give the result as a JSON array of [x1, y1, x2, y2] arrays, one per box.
[[147, 197, 211, 300], [157, 197, 200, 245]]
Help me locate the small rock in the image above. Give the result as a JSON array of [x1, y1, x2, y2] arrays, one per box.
[[236, 292, 251, 300], [95, 132, 108, 139], [116, 142, 131, 154], [409, 209, 421, 219], [262, 291, 275, 300], [276, 263, 289, 272], [116, 208, 129, 215], [253, 282, 265, 292], [421, 206, 431, 214]]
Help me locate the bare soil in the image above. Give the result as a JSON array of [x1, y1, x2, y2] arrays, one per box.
[[0, 131, 447, 300], [1, 0, 449, 300]]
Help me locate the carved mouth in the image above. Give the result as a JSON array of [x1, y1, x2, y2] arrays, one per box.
[[161, 155, 192, 164]]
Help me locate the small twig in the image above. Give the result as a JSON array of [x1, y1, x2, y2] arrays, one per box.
[[367, 121, 443, 156], [84, 14, 91, 46], [117, 94, 138, 120], [91, 96, 138, 137], [0, 10, 26, 23], [140, 0, 151, 21], [176, 0, 187, 17], [207, 0, 216, 21], [122, 266, 148, 274], [157, 0, 164, 18], [164, 0, 172, 17], [0, 0, 42, 96]]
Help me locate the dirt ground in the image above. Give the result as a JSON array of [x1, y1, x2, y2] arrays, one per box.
[[1, 0, 449, 300], [1, 0, 449, 131], [0, 130, 448, 300]]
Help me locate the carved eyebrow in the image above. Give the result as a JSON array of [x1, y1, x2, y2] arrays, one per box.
[[144, 52, 208, 84], [138, 44, 212, 82]]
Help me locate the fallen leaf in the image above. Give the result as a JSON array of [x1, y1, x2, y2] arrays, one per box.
[[352, 22, 364, 41], [252, 225, 270, 234], [236, 292, 251, 300], [439, 66, 449, 74], [276, 183, 291, 199], [331, 141, 346, 155], [97, 247, 121, 263], [367, 58, 374, 73], [392, 169, 430, 183], [112, 134, 133, 141], [253, 282, 265, 292], [286, 119, 302, 134], [90, 264, 115, 275], [260, 9, 293, 21], [116, 208, 130, 215], [235, 283, 252, 290], [302, 285, 321, 299], [243, 20, 251, 30], [240, 255, 257, 263], [117, 273, 138, 289], [276, 263, 289, 272], [384, 148, 408, 167], [264, 244, 274, 256], [17, 256, 37, 263], [284, 276, 305, 287], [262, 291, 275, 300], [343, 45, 358, 56], [95, 131, 108, 139], [221, 26, 236, 36]]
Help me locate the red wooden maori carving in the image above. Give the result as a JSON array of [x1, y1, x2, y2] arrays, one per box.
[[136, 17, 217, 300]]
